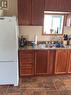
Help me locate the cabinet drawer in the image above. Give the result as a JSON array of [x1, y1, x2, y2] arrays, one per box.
[[20, 63, 33, 67], [20, 67, 34, 76], [20, 54, 34, 59], [20, 58, 34, 63], [19, 50, 34, 55], [19, 50, 35, 76]]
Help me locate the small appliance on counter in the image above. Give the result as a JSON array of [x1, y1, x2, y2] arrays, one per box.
[[19, 36, 27, 47], [63, 34, 68, 45], [68, 35, 71, 45]]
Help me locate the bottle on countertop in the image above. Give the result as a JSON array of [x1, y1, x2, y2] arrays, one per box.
[[34, 34, 37, 45], [64, 34, 68, 40], [20, 36, 24, 47], [63, 34, 68, 45], [56, 27, 58, 34]]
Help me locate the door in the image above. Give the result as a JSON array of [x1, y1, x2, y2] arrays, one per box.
[[35, 50, 48, 75], [0, 17, 17, 61], [55, 50, 68, 74]]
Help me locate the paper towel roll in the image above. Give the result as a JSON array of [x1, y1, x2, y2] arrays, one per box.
[[34, 34, 37, 45]]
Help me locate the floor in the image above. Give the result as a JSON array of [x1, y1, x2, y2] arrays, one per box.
[[1, 75, 71, 95]]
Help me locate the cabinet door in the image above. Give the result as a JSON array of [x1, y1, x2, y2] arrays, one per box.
[[32, 0, 44, 25], [55, 50, 68, 74], [35, 50, 48, 75], [45, 0, 58, 11], [47, 50, 56, 74], [19, 50, 35, 76], [45, 0, 71, 11], [18, 0, 32, 25], [58, 0, 71, 12]]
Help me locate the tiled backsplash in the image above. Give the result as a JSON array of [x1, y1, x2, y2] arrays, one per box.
[[19, 26, 71, 41]]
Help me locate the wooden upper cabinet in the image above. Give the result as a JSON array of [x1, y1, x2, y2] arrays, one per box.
[[18, 0, 71, 25], [45, 0, 71, 11], [58, 0, 71, 12], [18, 0, 44, 25], [45, 0, 58, 11], [35, 50, 48, 75], [32, 0, 44, 25], [55, 50, 69, 74], [18, 0, 32, 25]]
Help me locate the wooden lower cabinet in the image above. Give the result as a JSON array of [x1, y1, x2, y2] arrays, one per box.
[[19, 49, 71, 76], [47, 50, 56, 74], [19, 49, 55, 76], [35, 50, 55, 75], [35, 50, 48, 75], [19, 50, 35, 76], [68, 50, 71, 73], [55, 50, 70, 74]]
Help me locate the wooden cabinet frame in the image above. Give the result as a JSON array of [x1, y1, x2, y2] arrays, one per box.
[[19, 49, 71, 76]]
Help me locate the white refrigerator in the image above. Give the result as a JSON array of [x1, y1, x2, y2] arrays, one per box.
[[0, 17, 19, 86]]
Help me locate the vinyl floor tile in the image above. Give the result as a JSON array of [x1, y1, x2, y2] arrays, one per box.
[[0, 93, 6, 95], [60, 90, 71, 95], [53, 79, 65, 90], [46, 91, 60, 95], [7, 86, 20, 93], [0, 85, 8, 93], [7, 93, 21, 95], [0, 75, 71, 95]]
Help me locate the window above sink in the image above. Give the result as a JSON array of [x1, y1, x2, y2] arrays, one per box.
[[43, 11, 71, 35]]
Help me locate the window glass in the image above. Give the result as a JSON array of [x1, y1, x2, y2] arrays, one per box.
[[44, 14, 64, 34]]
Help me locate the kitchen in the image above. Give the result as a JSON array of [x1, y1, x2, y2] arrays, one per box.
[[0, 0, 71, 95]]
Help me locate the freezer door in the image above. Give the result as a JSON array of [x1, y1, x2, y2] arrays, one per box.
[[0, 62, 19, 86], [0, 17, 18, 61]]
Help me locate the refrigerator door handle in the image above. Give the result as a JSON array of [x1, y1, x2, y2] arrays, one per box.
[[0, 18, 5, 20], [0, 61, 16, 62]]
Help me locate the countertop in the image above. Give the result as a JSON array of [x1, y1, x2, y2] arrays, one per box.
[[19, 45, 71, 50]]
